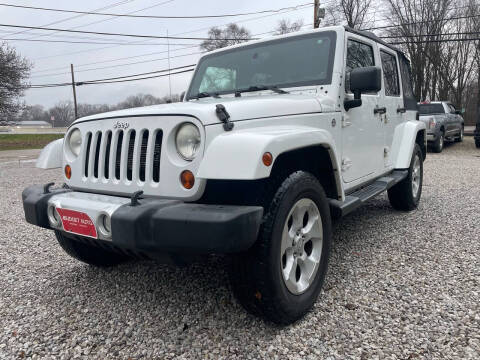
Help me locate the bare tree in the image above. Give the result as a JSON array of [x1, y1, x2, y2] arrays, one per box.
[[275, 19, 304, 35], [200, 24, 251, 52], [49, 101, 74, 127], [325, 0, 373, 29], [0, 42, 31, 120]]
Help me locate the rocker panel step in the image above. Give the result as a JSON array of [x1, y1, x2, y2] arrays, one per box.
[[329, 170, 408, 218]]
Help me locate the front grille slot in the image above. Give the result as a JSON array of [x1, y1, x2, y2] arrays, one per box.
[[152, 130, 163, 183], [115, 131, 124, 180], [139, 130, 149, 182], [93, 132, 102, 178], [104, 131, 112, 179], [84, 132, 92, 177], [81, 126, 166, 186], [126, 130, 136, 181]]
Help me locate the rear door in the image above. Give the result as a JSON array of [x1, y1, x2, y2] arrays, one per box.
[[342, 35, 384, 183], [378, 46, 403, 168]]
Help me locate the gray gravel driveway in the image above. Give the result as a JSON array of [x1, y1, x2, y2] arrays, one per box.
[[1, 138, 479, 359]]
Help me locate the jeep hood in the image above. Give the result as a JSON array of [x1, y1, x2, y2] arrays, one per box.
[[73, 95, 331, 127]]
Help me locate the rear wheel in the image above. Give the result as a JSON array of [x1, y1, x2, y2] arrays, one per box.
[[229, 171, 332, 325], [432, 131, 444, 153], [55, 231, 129, 267], [388, 144, 423, 211], [455, 126, 464, 142]]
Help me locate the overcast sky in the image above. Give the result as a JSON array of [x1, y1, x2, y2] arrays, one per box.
[[0, 0, 314, 108]]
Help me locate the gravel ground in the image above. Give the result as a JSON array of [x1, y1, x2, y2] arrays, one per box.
[[1, 138, 479, 359]]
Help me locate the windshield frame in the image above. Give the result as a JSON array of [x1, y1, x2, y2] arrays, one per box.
[[186, 31, 337, 100]]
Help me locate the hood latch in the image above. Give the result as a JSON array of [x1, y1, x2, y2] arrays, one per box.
[[216, 104, 234, 131]]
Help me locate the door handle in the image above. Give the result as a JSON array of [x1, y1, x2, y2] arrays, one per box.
[[397, 107, 406, 113], [374, 107, 387, 115]]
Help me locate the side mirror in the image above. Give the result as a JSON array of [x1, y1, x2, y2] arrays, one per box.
[[180, 91, 186, 102], [454, 110, 462, 115], [344, 66, 382, 111]]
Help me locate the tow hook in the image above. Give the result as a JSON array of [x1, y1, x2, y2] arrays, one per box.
[[215, 104, 234, 132], [130, 191, 144, 206]]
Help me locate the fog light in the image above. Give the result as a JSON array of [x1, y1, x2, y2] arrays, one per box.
[[180, 170, 195, 189], [47, 205, 61, 227], [65, 165, 72, 179], [98, 214, 112, 238]]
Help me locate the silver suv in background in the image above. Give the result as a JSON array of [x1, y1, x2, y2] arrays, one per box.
[[418, 101, 464, 153]]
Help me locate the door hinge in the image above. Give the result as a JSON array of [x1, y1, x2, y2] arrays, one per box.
[[341, 157, 352, 172], [342, 115, 352, 128]]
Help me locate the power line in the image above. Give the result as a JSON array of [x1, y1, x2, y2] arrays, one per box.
[[0, 0, 135, 40], [0, 23, 255, 41], [0, 2, 314, 20], [380, 31, 480, 39], [30, 51, 203, 78], [391, 37, 480, 44], [30, 2, 313, 62], [1, 38, 201, 46], [362, 14, 480, 31]]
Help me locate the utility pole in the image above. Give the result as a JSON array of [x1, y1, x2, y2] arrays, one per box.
[[314, 0, 325, 29], [167, 29, 172, 101], [70, 64, 78, 120]]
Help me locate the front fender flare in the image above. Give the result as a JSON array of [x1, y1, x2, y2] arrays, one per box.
[[36, 138, 64, 169], [197, 125, 341, 181]]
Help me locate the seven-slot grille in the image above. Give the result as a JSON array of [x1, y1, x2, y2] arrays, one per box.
[[83, 129, 163, 183]]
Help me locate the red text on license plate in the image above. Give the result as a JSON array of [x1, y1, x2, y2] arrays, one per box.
[[56, 208, 97, 239]]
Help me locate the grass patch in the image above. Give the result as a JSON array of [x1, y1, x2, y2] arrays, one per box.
[[0, 134, 64, 151]]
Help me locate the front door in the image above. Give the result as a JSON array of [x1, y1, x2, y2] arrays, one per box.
[[342, 36, 384, 183]]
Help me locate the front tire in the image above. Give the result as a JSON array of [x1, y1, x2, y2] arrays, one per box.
[[388, 144, 423, 211], [229, 171, 332, 325], [55, 231, 129, 267]]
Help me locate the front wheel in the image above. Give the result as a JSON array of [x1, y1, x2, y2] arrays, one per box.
[[388, 144, 423, 211], [229, 171, 332, 325]]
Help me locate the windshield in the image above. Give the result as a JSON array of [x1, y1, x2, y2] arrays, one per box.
[[187, 31, 337, 100], [418, 103, 445, 115]]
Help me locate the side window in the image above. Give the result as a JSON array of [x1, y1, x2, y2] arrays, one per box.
[[345, 39, 375, 93], [380, 51, 400, 96], [448, 104, 456, 113], [398, 55, 417, 110]]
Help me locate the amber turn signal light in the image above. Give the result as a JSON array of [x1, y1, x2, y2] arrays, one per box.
[[180, 170, 195, 189], [262, 152, 273, 167], [65, 165, 72, 179]]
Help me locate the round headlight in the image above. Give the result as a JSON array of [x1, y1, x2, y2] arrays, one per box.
[[68, 128, 82, 156], [175, 123, 201, 161]]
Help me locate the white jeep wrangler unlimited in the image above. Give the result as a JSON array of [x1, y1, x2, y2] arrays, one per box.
[[23, 26, 426, 324]]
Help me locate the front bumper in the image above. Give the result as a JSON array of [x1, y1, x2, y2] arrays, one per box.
[[22, 184, 263, 256]]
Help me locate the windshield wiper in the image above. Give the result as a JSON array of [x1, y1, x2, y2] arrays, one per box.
[[192, 92, 220, 100], [235, 85, 289, 96]]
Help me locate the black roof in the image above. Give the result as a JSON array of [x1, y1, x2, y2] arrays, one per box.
[[344, 26, 405, 56]]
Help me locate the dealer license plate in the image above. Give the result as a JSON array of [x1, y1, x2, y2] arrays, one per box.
[[56, 208, 98, 239]]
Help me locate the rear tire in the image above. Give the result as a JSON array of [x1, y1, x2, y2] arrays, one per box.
[[455, 127, 464, 142], [388, 144, 423, 211], [229, 171, 332, 325], [55, 231, 129, 267], [432, 132, 444, 153]]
